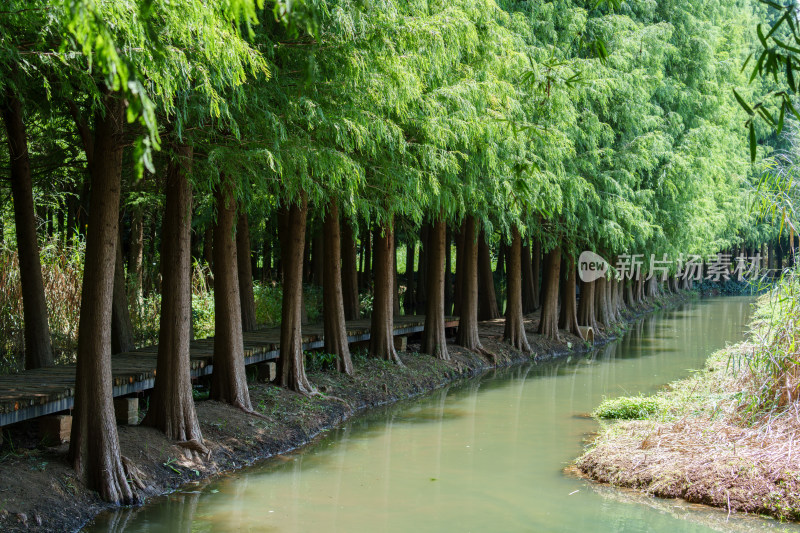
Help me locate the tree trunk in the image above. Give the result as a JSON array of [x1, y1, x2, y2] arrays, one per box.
[[128, 207, 144, 306], [323, 201, 353, 375], [532, 239, 542, 308], [236, 211, 257, 332], [404, 238, 416, 314], [521, 241, 536, 314], [111, 235, 135, 354], [422, 217, 449, 360], [445, 228, 453, 314], [624, 279, 636, 307], [311, 227, 323, 286], [1, 89, 53, 369], [278, 195, 314, 392], [503, 227, 531, 352], [595, 276, 613, 328], [558, 254, 583, 339], [360, 228, 371, 291], [143, 144, 204, 448], [341, 220, 360, 320], [453, 224, 465, 317], [578, 280, 599, 333], [68, 93, 134, 504], [210, 176, 252, 410], [370, 221, 402, 363], [416, 223, 429, 309], [478, 232, 500, 320], [455, 216, 485, 352], [537, 247, 561, 340]]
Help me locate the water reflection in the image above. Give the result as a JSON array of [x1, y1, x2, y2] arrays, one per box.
[[87, 297, 795, 533]]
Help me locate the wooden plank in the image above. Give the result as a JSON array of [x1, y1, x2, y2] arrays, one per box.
[[0, 315, 458, 425]]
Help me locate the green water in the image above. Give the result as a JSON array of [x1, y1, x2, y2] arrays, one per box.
[[86, 297, 798, 532]]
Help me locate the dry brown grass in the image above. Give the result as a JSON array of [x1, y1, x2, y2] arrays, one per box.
[[578, 343, 800, 521]]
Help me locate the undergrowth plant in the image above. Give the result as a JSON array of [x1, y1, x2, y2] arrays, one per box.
[[738, 268, 800, 413]]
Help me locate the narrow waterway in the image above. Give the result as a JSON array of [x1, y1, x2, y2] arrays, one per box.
[[87, 296, 794, 532]]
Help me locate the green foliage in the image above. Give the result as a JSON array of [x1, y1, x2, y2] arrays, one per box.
[[735, 268, 800, 413], [593, 395, 670, 420]]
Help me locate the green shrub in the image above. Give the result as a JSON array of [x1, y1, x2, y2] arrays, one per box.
[[593, 395, 668, 420]]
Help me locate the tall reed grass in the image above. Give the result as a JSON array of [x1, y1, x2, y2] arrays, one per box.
[[737, 268, 800, 413]]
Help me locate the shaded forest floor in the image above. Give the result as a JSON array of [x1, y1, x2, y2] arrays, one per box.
[[0, 293, 688, 533], [576, 343, 800, 523]]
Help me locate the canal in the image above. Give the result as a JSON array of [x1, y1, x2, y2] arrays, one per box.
[[88, 296, 794, 532]]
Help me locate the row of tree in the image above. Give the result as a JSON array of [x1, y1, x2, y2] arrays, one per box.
[[0, 0, 782, 504]]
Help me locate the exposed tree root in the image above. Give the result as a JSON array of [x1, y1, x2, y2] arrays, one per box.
[[121, 455, 146, 492], [177, 439, 211, 460]]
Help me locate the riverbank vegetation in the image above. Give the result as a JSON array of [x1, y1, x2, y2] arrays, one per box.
[[579, 273, 800, 521], [0, 0, 791, 512]]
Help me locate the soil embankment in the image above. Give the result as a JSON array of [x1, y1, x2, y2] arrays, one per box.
[[0, 294, 687, 533]]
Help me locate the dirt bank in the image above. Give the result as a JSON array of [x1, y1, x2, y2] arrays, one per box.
[[576, 343, 800, 522], [0, 295, 686, 533]]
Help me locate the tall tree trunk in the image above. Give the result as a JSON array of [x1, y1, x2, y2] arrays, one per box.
[[278, 195, 314, 393], [111, 236, 135, 354], [128, 207, 144, 306], [445, 228, 453, 314], [496, 242, 506, 277], [595, 276, 613, 328], [624, 279, 636, 307], [532, 239, 542, 308], [341, 220, 360, 320], [422, 217, 449, 360], [416, 223, 429, 309], [323, 201, 353, 375], [143, 145, 204, 449], [503, 227, 531, 352], [369, 221, 402, 363], [360, 228, 371, 291], [236, 211, 257, 332], [453, 224, 465, 317], [1, 89, 53, 369], [405, 238, 416, 314], [455, 216, 485, 352], [521, 241, 536, 314], [537, 247, 561, 340], [578, 280, 599, 333], [68, 93, 134, 504], [311, 227, 323, 286], [478, 232, 500, 320], [558, 254, 583, 339], [209, 176, 252, 410]]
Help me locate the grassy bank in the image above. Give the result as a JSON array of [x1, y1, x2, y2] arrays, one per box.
[[577, 277, 800, 522]]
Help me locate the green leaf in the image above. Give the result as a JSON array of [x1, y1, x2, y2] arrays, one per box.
[[749, 121, 757, 163], [733, 89, 754, 115]]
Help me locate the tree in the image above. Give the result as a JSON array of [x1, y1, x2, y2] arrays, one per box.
[[369, 220, 402, 363], [210, 176, 252, 411], [143, 145, 205, 452], [322, 200, 353, 374], [422, 217, 449, 360], [278, 194, 315, 393], [1, 89, 53, 369], [68, 92, 134, 504], [503, 227, 531, 353]]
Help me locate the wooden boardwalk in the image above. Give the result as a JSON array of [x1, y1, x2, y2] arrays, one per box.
[[0, 315, 458, 427]]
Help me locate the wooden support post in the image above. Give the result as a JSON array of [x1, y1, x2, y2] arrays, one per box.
[[393, 335, 408, 352], [113, 397, 139, 426], [39, 415, 72, 444], [257, 361, 277, 382]]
